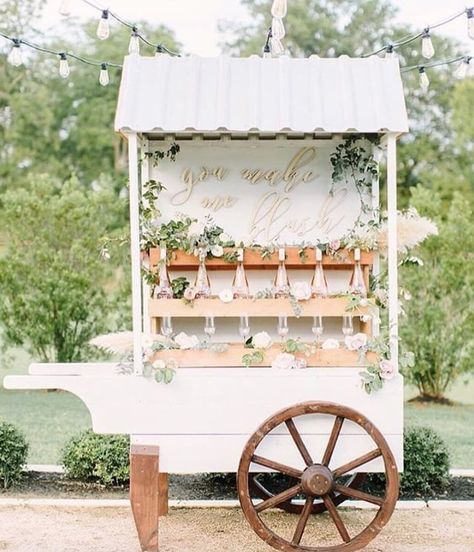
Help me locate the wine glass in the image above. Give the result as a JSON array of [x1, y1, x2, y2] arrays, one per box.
[[277, 314, 289, 341], [161, 315, 173, 339], [204, 315, 216, 342], [342, 315, 354, 337], [239, 314, 250, 343], [311, 315, 324, 344]]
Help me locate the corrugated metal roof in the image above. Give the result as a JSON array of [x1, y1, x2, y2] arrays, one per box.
[[115, 54, 409, 135]]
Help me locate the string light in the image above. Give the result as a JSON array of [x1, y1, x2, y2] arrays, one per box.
[[454, 57, 471, 79], [128, 27, 140, 55], [270, 36, 285, 56], [421, 28, 435, 59], [7, 39, 23, 66], [59, 0, 73, 17], [418, 67, 430, 92], [58, 52, 70, 78], [271, 0, 287, 19], [467, 8, 474, 39], [385, 44, 397, 59], [96, 10, 110, 40], [272, 17, 285, 40], [99, 62, 109, 86]]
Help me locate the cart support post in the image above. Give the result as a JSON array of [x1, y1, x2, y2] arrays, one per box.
[[130, 445, 169, 552], [386, 134, 399, 366]]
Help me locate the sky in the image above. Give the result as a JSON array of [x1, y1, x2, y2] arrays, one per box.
[[40, 0, 473, 57]]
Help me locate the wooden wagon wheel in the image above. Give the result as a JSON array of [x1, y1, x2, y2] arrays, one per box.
[[248, 473, 367, 515], [238, 401, 399, 552]]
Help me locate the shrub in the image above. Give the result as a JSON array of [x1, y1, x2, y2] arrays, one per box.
[[62, 430, 130, 486], [0, 421, 29, 489], [401, 426, 450, 496]]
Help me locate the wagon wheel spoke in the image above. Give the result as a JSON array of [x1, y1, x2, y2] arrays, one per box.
[[292, 496, 314, 545], [255, 483, 302, 513], [322, 415, 344, 466], [251, 454, 303, 479], [332, 448, 381, 478], [322, 494, 351, 543], [333, 483, 384, 506], [285, 419, 313, 466]]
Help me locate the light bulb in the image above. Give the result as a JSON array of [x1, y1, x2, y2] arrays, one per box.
[[272, 17, 285, 40], [467, 8, 474, 40], [455, 58, 469, 79], [469, 59, 474, 78], [58, 53, 70, 78], [421, 29, 434, 59], [155, 45, 163, 57], [385, 45, 397, 59], [271, 0, 287, 19], [419, 67, 430, 92], [97, 10, 110, 40], [99, 63, 110, 86], [59, 0, 72, 16], [270, 36, 285, 56], [7, 41, 23, 67], [263, 44, 272, 58], [128, 30, 140, 54]]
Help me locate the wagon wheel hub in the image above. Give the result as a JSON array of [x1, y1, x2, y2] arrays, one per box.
[[301, 464, 333, 497]]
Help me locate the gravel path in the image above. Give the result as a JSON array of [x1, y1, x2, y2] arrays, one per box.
[[0, 506, 473, 551]]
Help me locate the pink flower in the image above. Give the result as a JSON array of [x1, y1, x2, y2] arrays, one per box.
[[184, 287, 196, 301], [380, 359, 397, 380], [329, 240, 341, 251], [345, 333, 368, 351]]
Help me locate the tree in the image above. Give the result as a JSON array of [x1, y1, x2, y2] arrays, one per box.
[[0, 174, 126, 362], [400, 186, 474, 401]]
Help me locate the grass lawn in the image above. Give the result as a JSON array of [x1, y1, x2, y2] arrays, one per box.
[[1, 348, 473, 467]]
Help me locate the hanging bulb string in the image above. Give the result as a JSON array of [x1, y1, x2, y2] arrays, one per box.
[[363, 6, 474, 57], [0, 30, 122, 68], [401, 54, 471, 73], [79, 0, 180, 56]]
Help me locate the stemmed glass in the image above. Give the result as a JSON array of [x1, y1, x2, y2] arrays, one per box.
[[161, 315, 173, 339], [239, 314, 250, 343], [311, 315, 324, 345], [342, 315, 354, 340], [204, 315, 216, 343], [277, 314, 289, 341]]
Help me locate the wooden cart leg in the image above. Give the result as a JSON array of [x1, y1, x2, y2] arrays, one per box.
[[130, 445, 169, 552]]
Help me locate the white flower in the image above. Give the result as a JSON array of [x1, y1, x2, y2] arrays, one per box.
[[219, 232, 231, 243], [211, 244, 224, 257], [272, 352, 296, 369], [152, 359, 166, 370], [174, 332, 200, 350], [345, 333, 368, 351], [253, 331, 273, 349], [291, 281, 312, 301], [322, 338, 340, 350], [380, 359, 397, 380], [294, 358, 307, 369], [219, 289, 234, 303], [360, 314, 372, 323], [188, 221, 205, 237]]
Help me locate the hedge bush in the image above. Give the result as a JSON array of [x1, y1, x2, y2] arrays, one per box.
[[61, 430, 130, 486], [0, 420, 29, 489]]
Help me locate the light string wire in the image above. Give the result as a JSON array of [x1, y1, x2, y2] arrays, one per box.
[[363, 6, 474, 57], [402, 54, 472, 73], [80, 0, 180, 56], [0, 30, 122, 68]]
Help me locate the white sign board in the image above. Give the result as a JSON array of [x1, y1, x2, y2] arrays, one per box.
[[151, 140, 373, 244]]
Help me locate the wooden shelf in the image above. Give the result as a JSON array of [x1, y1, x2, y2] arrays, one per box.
[[148, 297, 370, 318], [149, 247, 374, 271], [151, 343, 378, 368]]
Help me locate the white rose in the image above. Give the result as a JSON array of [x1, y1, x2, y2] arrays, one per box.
[[219, 289, 234, 303], [322, 338, 340, 350], [344, 333, 368, 351], [253, 331, 273, 349], [380, 359, 397, 380], [188, 221, 205, 237], [219, 232, 231, 243], [152, 359, 166, 370], [211, 244, 224, 257], [174, 332, 199, 350], [272, 352, 296, 370], [291, 281, 312, 301]]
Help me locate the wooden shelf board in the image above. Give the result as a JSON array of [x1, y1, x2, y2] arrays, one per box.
[[148, 297, 370, 318], [149, 248, 374, 271], [152, 344, 377, 368]]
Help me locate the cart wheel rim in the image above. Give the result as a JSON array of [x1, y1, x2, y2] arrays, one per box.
[[237, 401, 399, 552]]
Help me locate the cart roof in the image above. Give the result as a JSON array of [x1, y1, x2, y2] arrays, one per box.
[[115, 54, 409, 137]]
